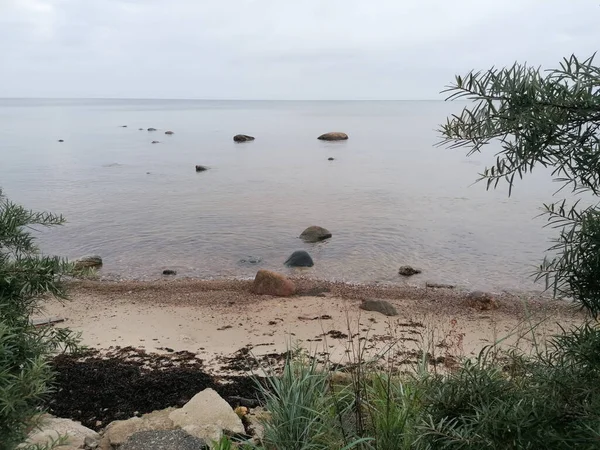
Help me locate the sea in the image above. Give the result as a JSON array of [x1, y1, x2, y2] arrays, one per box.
[[0, 99, 568, 292]]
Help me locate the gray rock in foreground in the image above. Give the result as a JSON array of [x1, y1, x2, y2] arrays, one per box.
[[121, 429, 208, 450], [233, 134, 255, 142], [359, 299, 398, 316], [300, 226, 332, 243], [285, 250, 314, 267], [318, 132, 348, 141]]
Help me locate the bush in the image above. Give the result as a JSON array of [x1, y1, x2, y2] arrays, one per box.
[[0, 190, 78, 450]]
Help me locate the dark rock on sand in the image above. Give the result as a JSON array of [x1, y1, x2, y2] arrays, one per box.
[[328, 157, 335, 161], [300, 226, 332, 243], [148, 128, 157, 131], [58, 139, 64, 142], [285, 250, 314, 267], [121, 430, 208, 450], [359, 299, 398, 316], [165, 131, 174, 135], [162, 269, 177, 276], [398, 266, 422, 276], [233, 134, 255, 143], [253, 270, 296, 296], [318, 132, 348, 141], [195, 165, 208, 172], [74, 255, 103, 270], [466, 291, 499, 310], [239, 256, 262, 265]]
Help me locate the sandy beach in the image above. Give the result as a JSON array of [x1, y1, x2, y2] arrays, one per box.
[[40, 278, 584, 374]]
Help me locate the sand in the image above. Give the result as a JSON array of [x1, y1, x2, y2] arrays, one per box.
[[39, 278, 584, 373]]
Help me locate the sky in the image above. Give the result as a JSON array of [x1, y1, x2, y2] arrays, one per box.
[[1, 0, 599, 100]]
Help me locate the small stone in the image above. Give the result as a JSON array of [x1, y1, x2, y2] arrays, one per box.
[[121, 125, 128, 128], [84, 435, 99, 449], [58, 139, 64, 142], [318, 132, 348, 141], [165, 130, 174, 135], [233, 134, 255, 142], [328, 157, 334, 161], [239, 256, 262, 265], [148, 128, 157, 131], [74, 255, 103, 270], [300, 226, 332, 243], [466, 291, 499, 310], [139, 128, 143, 130], [151, 140, 160, 144], [398, 265, 421, 276], [359, 299, 399, 316], [284, 250, 314, 267], [162, 269, 177, 276], [195, 165, 208, 172]]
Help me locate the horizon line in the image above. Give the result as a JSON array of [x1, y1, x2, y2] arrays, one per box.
[[0, 96, 445, 102]]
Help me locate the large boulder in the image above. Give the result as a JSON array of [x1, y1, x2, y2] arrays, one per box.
[[359, 299, 399, 316], [25, 415, 99, 449], [398, 265, 421, 276], [74, 255, 103, 270], [284, 250, 314, 267], [100, 408, 175, 449], [169, 388, 244, 443], [300, 226, 332, 243], [253, 270, 296, 296], [318, 132, 348, 141], [233, 134, 255, 142], [121, 429, 208, 450]]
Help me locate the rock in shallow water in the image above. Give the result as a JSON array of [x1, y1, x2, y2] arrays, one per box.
[[195, 165, 208, 172], [165, 131, 174, 135], [239, 256, 262, 265], [318, 132, 348, 141], [398, 265, 421, 276], [300, 226, 332, 243], [233, 134, 255, 142], [148, 128, 157, 131], [162, 269, 177, 276], [74, 255, 103, 270], [359, 299, 398, 316], [253, 269, 295, 296], [285, 250, 314, 267]]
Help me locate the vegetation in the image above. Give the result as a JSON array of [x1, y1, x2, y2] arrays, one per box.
[[234, 55, 600, 450], [0, 190, 78, 450]]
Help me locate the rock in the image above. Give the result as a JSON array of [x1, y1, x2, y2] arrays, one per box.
[[148, 128, 157, 131], [398, 265, 422, 276], [121, 429, 208, 450], [239, 256, 262, 265], [162, 269, 177, 276], [359, 299, 399, 316], [58, 139, 64, 142], [25, 415, 99, 449], [318, 132, 348, 141], [74, 255, 103, 270], [466, 291, 499, 310], [101, 408, 175, 448], [121, 125, 128, 128], [139, 128, 143, 130], [233, 134, 255, 142], [84, 435, 99, 449], [151, 140, 160, 144], [300, 226, 332, 243], [284, 250, 314, 267], [165, 131, 174, 135], [169, 388, 244, 443], [246, 407, 270, 442], [195, 165, 208, 172], [252, 269, 296, 297], [328, 157, 335, 161]]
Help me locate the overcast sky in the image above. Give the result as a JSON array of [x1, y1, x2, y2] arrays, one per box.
[[1, 0, 598, 100]]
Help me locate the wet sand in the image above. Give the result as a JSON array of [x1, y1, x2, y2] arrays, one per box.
[[40, 278, 584, 373]]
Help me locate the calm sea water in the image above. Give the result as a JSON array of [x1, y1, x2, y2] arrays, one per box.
[[0, 99, 564, 291]]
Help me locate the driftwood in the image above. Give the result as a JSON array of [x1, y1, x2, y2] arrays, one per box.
[[31, 317, 65, 327]]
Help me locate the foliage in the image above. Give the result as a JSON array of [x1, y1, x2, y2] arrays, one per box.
[[0, 189, 78, 450], [439, 54, 600, 317]]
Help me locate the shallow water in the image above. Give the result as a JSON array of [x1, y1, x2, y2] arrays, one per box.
[[0, 99, 567, 291]]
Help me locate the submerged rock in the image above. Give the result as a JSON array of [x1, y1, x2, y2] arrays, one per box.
[[165, 131, 174, 135], [233, 134, 255, 142], [328, 157, 334, 161], [139, 128, 143, 130], [121, 125, 128, 128], [162, 269, 177, 276], [74, 255, 103, 270], [239, 256, 262, 265], [285, 250, 314, 267], [148, 128, 157, 131], [398, 266, 421, 276], [253, 269, 295, 296], [359, 299, 398, 316], [318, 132, 348, 141], [195, 165, 208, 172], [151, 141, 160, 144], [300, 226, 332, 243], [58, 139, 64, 142]]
